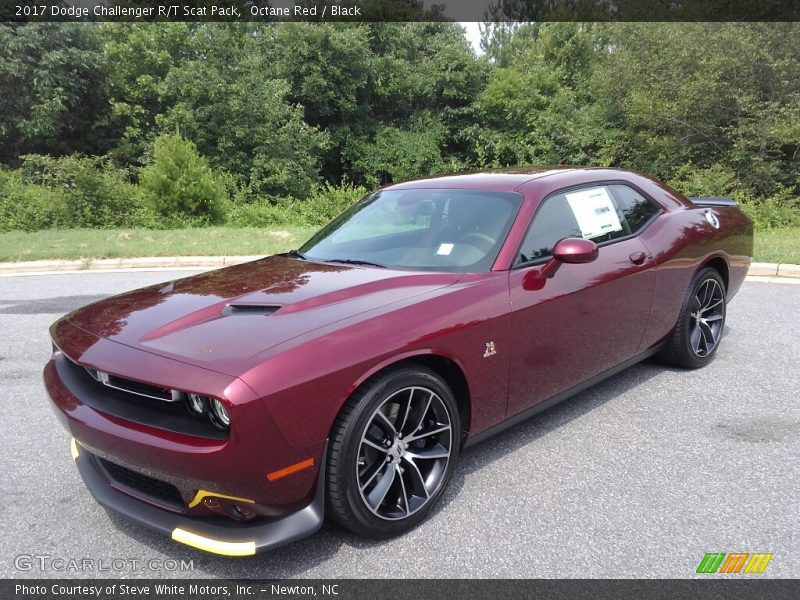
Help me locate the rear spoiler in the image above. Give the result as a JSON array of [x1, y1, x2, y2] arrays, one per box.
[[688, 197, 737, 207]]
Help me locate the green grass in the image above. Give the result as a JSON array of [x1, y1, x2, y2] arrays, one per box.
[[0, 226, 798, 264], [0, 226, 316, 262], [753, 228, 800, 264]]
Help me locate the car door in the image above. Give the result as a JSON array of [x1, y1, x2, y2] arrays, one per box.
[[506, 183, 660, 417]]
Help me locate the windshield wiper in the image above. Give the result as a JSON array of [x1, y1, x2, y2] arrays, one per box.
[[283, 249, 308, 260], [324, 258, 386, 268]]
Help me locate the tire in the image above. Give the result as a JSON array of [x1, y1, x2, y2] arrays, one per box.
[[326, 365, 461, 538], [659, 266, 727, 369]]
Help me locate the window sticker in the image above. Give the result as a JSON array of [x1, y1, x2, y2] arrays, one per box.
[[565, 187, 623, 240], [437, 243, 454, 255]]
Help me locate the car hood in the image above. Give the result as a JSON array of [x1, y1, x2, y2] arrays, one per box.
[[63, 256, 459, 374]]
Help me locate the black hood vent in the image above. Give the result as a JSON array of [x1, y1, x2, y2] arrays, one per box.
[[221, 304, 280, 317]]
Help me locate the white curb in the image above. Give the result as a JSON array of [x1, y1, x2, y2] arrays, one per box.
[[0, 257, 798, 281]]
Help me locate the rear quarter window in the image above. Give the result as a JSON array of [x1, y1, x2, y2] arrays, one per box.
[[608, 184, 660, 233]]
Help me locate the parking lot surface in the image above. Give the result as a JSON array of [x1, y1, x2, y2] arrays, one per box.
[[1, 271, 797, 578]]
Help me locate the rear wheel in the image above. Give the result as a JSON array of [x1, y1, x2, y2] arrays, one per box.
[[660, 266, 726, 368], [326, 366, 460, 538]]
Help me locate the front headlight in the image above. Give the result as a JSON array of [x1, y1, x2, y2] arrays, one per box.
[[209, 398, 230, 429], [186, 393, 209, 417], [184, 392, 229, 429]]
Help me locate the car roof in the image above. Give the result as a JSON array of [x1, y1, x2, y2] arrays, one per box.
[[383, 168, 579, 193], [380, 167, 687, 212], [381, 167, 653, 193]]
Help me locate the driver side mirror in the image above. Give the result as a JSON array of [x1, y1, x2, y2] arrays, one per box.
[[523, 238, 599, 290]]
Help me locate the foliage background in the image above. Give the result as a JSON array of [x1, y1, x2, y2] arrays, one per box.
[[1, 21, 799, 233]]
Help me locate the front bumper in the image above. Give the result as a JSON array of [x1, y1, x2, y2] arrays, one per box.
[[72, 439, 325, 556], [45, 318, 329, 554]]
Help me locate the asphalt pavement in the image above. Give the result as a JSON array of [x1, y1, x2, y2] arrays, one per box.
[[1, 270, 798, 578]]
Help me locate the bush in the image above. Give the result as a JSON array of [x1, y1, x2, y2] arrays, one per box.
[[668, 164, 740, 199], [0, 151, 364, 232], [226, 182, 366, 228], [0, 169, 70, 232], [303, 182, 368, 225], [669, 163, 800, 230], [736, 188, 800, 230], [139, 134, 227, 225], [225, 199, 286, 228], [17, 154, 151, 229]]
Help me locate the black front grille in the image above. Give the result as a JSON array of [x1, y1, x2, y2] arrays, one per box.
[[84, 366, 173, 402], [97, 457, 185, 509], [57, 353, 228, 440], [107, 374, 173, 401]]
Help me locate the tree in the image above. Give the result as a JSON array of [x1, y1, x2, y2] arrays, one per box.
[[592, 23, 800, 198], [139, 133, 226, 224], [468, 23, 611, 167], [100, 23, 194, 166], [0, 23, 110, 165], [339, 22, 487, 184], [155, 24, 329, 199]]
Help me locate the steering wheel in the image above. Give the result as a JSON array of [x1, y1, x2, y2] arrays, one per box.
[[458, 232, 495, 254]]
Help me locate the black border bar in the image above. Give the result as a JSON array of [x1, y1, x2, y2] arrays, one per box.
[[5, 579, 800, 600], [3, 0, 800, 22]]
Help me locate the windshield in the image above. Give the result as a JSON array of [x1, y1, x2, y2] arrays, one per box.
[[299, 189, 523, 272]]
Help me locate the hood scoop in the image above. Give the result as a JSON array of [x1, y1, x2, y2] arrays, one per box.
[[220, 304, 281, 317], [139, 303, 280, 343]]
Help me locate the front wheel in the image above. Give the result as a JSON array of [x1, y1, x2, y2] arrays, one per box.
[[659, 266, 727, 369], [326, 366, 460, 538]]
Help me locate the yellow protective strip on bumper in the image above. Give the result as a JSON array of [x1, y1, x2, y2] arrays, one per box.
[[187, 489, 255, 509], [171, 528, 256, 556], [70, 438, 80, 461]]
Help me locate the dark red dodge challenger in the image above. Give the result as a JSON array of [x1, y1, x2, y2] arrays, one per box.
[[45, 168, 753, 555]]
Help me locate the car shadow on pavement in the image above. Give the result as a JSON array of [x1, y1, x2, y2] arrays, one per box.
[[105, 356, 676, 577], [455, 360, 668, 479]]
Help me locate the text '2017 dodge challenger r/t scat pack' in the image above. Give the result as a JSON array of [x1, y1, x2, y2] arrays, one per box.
[[44, 168, 753, 555]]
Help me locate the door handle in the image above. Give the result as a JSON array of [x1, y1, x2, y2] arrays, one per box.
[[628, 251, 647, 265]]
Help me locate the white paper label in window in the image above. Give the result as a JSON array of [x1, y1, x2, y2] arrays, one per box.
[[565, 187, 623, 240]]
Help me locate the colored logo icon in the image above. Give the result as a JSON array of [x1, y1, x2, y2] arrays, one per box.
[[696, 552, 773, 574]]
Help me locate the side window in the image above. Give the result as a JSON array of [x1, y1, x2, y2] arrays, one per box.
[[517, 193, 583, 262], [517, 184, 659, 264], [608, 184, 660, 233]]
